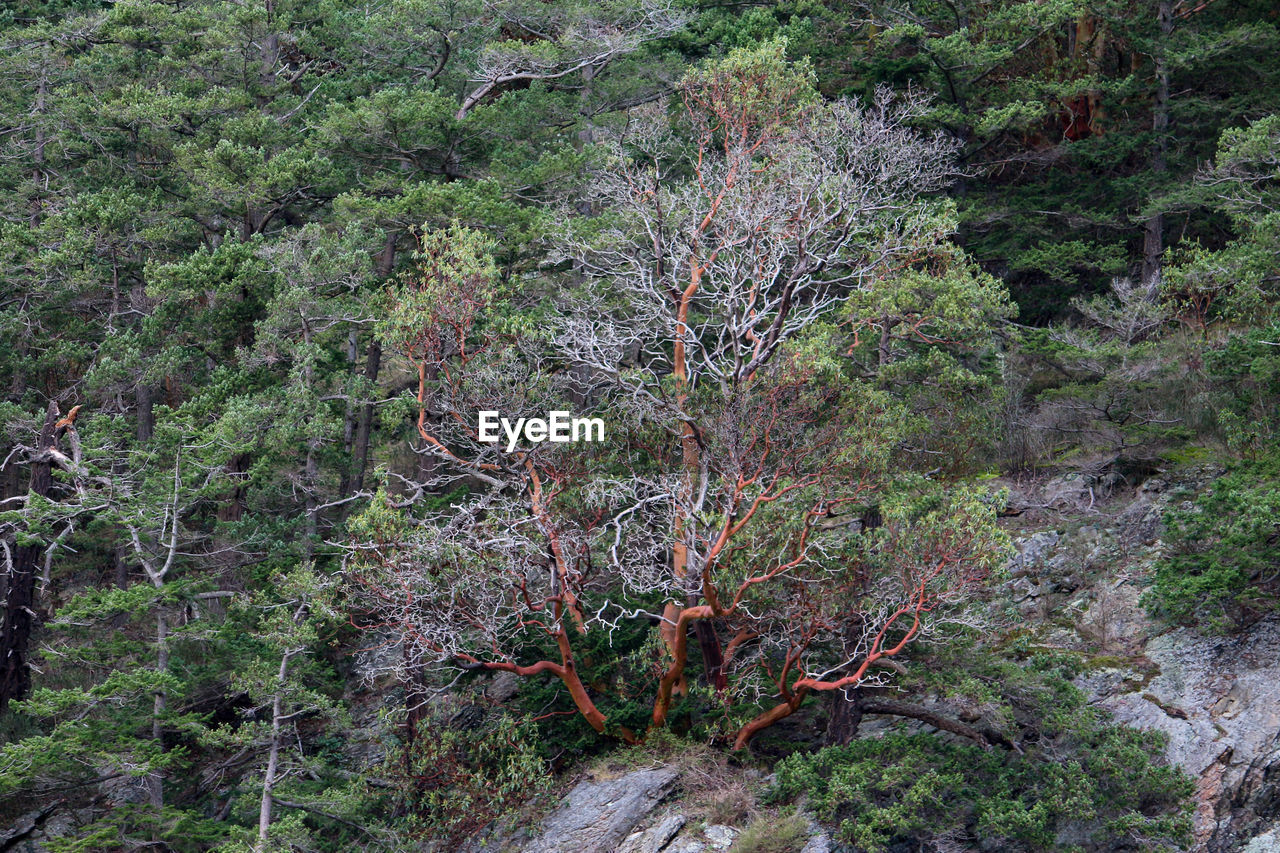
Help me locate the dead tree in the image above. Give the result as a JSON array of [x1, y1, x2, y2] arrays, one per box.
[[1, 402, 79, 713]]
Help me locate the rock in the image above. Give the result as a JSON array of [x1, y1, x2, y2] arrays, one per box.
[[662, 823, 741, 853], [1244, 825, 1280, 853], [351, 627, 402, 688], [0, 804, 59, 851], [486, 670, 521, 703], [799, 812, 835, 853], [99, 772, 151, 806], [1077, 581, 1151, 652], [1092, 618, 1280, 852], [1042, 473, 1097, 510], [703, 824, 739, 849], [1115, 496, 1165, 545], [1050, 573, 1081, 594], [1009, 576, 1040, 602], [524, 767, 680, 853], [618, 813, 686, 853], [1008, 531, 1060, 576]]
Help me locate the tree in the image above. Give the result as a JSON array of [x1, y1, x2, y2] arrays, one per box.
[[816, 0, 1280, 321], [1163, 114, 1280, 327], [0, 402, 80, 713], [0, 420, 234, 848], [196, 565, 348, 853], [348, 42, 1010, 749]]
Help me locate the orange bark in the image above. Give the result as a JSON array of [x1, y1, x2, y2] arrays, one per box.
[[651, 605, 712, 727]]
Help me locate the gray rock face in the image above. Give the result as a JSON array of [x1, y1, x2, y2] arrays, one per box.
[[618, 813, 686, 853], [799, 812, 835, 853], [1095, 619, 1280, 852], [1243, 826, 1280, 853], [702, 824, 739, 849], [486, 670, 522, 703], [1041, 472, 1098, 510], [1008, 531, 1060, 577], [524, 767, 680, 853]]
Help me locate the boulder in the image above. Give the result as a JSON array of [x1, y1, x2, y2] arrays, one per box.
[[702, 824, 739, 849], [1041, 473, 1098, 510], [799, 811, 836, 853], [1007, 531, 1060, 577]]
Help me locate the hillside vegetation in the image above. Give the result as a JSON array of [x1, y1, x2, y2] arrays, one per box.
[[1, 1, 1278, 850]]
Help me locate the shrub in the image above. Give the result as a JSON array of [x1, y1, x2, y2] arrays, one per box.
[[1145, 454, 1280, 632], [389, 709, 549, 846], [771, 650, 1193, 853], [773, 725, 1190, 853]]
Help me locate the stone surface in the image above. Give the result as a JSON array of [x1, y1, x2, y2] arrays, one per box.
[[486, 670, 521, 702], [661, 823, 741, 853], [799, 812, 835, 853], [1007, 531, 1060, 577], [1243, 826, 1280, 853], [702, 824, 739, 849], [1093, 619, 1280, 852], [524, 767, 680, 853], [618, 813, 686, 853]]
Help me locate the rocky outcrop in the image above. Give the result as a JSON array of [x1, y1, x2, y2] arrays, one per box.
[[1243, 825, 1280, 853], [1004, 466, 1279, 853], [1092, 619, 1280, 853], [664, 824, 739, 852], [523, 767, 680, 853], [467, 466, 1278, 853], [618, 813, 686, 853]]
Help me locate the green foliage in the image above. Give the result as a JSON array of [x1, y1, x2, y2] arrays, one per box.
[[511, 616, 660, 758], [678, 37, 819, 131], [1203, 322, 1280, 454], [42, 806, 229, 853], [775, 690, 1192, 853], [763, 635, 1193, 851], [1, 0, 1275, 846], [390, 710, 550, 846], [378, 221, 499, 361], [1164, 116, 1280, 324], [1146, 455, 1280, 632]]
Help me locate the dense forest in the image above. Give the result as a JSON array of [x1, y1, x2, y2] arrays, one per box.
[[1, 0, 1278, 850]]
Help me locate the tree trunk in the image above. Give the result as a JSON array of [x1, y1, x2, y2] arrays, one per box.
[[338, 330, 358, 498], [30, 66, 47, 228], [859, 698, 993, 747], [692, 611, 726, 691], [404, 642, 426, 776], [256, 651, 294, 853], [1142, 0, 1173, 287], [148, 609, 168, 811], [824, 688, 863, 746], [878, 320, 894, 369], [0, 403, 61, 714], [217, 454, 249, 523], [350, 231, 395, 495], [136, 382, 155, 443], [350, 340, 381, 495], [733, 688, 809, 750]]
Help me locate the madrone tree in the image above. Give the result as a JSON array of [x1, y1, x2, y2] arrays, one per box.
[[349, 43, 1011, 749]]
